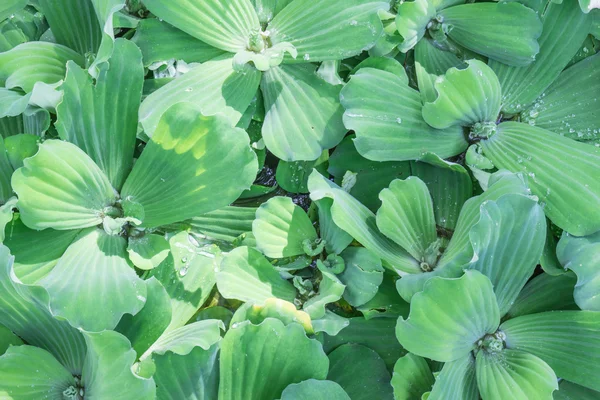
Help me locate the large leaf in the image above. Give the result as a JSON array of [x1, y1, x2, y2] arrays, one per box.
[[480, 122, 600, 236], [0, 345, 76, 399], [440, 2, 542, 66], [429, 354, 479, 400], [281, 379, 350, 400], [81, 330, 155, 399], [122, 102, 257, 228], [501, 311, 600, 391], [522, 54, 600, 142], [139, 56, 261, 137], [0, 244, 86, 374], [39, 228, 146, 331], [253, 196, 318, 258], [466, 194, 546, 316], [153, 344, 220, 400], [261, 63, 345, 161], [0, 41, 84, 93], [37, 0, 101, 55], [490, 0, 592, 114], [557, 231, 600, 311], [11, 139, 117, 230], [56, 38, 143, 190], [376, 177, 437, 262], [308, 170, 421, 274], [391, 353, 435, 400], [340, 67, 468, 162], [219, 319, 329, 399], [396, 271, 500, 362], [338, 247, 384, 307], [422, 60, 502, 129], [327, 344, 393, 400], [476, 349, 558, 400], [143, 0, 259, 53], [268, 0, 388, 62], [217, 246, 297, 304]]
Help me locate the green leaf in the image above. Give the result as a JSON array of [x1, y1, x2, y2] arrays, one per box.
[[153, 344, 220, 400], [122, 102, 257, 228], [439, 2, 542, 66], [522, 54, 600, 142], [143, 0, 259, 53], [0, 0, 28, 22], [312, 310, 349, 336], [217, 246, 296, 304], [132, 18, 226, 66], [396, 271, 500, 362], [557, 231, 600, 311], [250, 0, 294, 24], [148, 233, 218, 331], [0, 41, 84, 93], [308, 170, 421, 274], [466, 194, 546, 316], [37, 0, 101, 55], [39, 228, 146, 332], [414, 38, 466, 103], [0, 139, 13, 204], [410, 153, 473, 231], [190, 206, 256, 244], [429, 354, 479, 400], [261, 63, 345, 161], [11, 139, 117, 230], [143, 319, 224, 359], [395, 0, 435, 52], [554, 380, 600, 400], [127, 234, 170, 271], [139, 56, 261, 137], [4, 133, 38, 170], [0, 324, 22, 356], [338, 247, 384, 307], [0, 345, 76, 399], [320, 317, 406, 371], [501, 311, 600, 391], [476, 350, 558, 400], [253, 196, 318, 258], [0, 87, 30, 118], [327, 344, 394, 400], [422, 60, 502, 129], [316, 198, 353, 255], [4, 217, 79, 284], [0, 244, 86, 374], [506, 272, 578, 319], [376, 177, 437, 261], [480, 122, 600, 236], [276, 155, 328, 194], [340, 67, 468, 162], [56, 38, 143, 190], [391, 353, 435, 400], [268, 0, 388, 62], [490, 0, 592, 114], [357, 272, 410, 320], [541, 224, 566, 276], [328, 135, 412, 212], [230, 298, 314, 334], [303, 269, 345, 319], [281, 379, 350, 400], [219, 319, 329, 400], [82, 330, 155, 399], [115, 277, 172, 357]]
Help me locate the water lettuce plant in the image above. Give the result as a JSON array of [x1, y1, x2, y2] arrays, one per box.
[[0, 0, 599, 399]]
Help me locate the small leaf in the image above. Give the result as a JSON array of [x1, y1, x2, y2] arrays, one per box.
[[429, 354, 479, 400], [230, 298, 314, 334], [127, 234, 170, 271], [316, 198, 353, 255], [554, 380, 600, 400], [143, 319, 224, 359], [338, 247, 384, 307], [281, 379, 350, 400], [506, 272, 578, 318], [391, 353, 435, 400], [303, 268, 345, 319], [396, 271, 500, 362], [395, 0, 435, 52], [253, 196, 318, 258], [11, 140, 117, 230]]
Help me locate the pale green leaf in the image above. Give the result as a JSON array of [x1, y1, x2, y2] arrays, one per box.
[[230, 298, 314, 334], [303, 269, 345, 319], [340, 67, 468, 162], [480, 122, 600, 236], [250, 0, 295, 24], [440, 2, 542, 66], [429, 354, 479, 400], [391, 353, 435, 400], [253, 196, 318, 258], [11, 140, 117, 231], [217, 246, 297, 304], [219, 319, 329, 400], [281, 379, 350, 400], [268, 0, 388, 62], [396, 271, 500, 362], [338, 247, 384, 307], [422, 60, 502, 129], [311, 310, 349, 336], [190, 206, 256, 244], [502, 311, 600, 391], [327, 344, 394, 400], [476, 350, 557, 400], [122, 102, 258, 228], [0, 88, 30, 118], [143, 0, 260, 53], [316, 198, 353, 255], [261, 63, 345, 161], [395, 0, 435, 52], [143, 319, 224, 359], [56, 38, 143, 190]]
